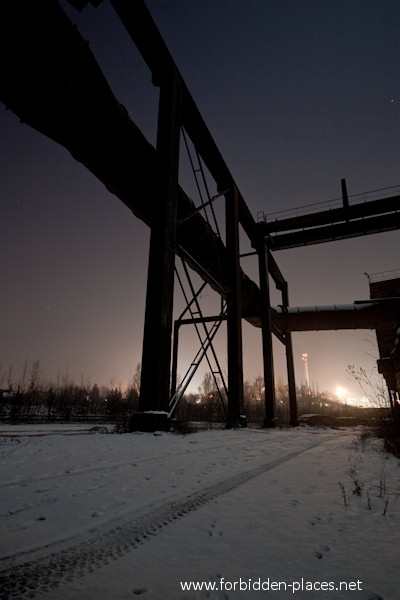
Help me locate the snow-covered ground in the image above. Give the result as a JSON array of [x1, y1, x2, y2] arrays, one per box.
[[0, 423, 399, 600]]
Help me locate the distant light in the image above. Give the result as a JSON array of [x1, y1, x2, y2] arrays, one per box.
[[336, 386, 348, 399], [346, 396, 369, 408]]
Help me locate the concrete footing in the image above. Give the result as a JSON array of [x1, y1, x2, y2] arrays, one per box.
[[129, 412, 170, 432]]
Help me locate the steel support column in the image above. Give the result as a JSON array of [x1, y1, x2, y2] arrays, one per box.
[[171, 319, 180, 399], [258, 240, 276, 427], [282, 283, 298, 425], [225, 187, 244, 427], [341, 178, 349, 210], [132, 68, 181, 431]]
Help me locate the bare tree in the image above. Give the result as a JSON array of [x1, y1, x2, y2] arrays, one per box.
[[18, 359, 28, 393]]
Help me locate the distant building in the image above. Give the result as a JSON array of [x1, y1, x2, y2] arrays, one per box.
[[368, 270, 400, 398]]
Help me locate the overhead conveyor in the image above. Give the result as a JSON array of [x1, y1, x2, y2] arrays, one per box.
[[258, 184, 400, 250], [1, 0, 399, 429]]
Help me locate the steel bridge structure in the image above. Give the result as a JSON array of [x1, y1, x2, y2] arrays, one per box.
[[2, 0, 400, 430]]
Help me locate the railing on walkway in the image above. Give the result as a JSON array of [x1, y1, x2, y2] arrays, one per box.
[[257, 184, 400, 223], [366, 269, 400, 284]]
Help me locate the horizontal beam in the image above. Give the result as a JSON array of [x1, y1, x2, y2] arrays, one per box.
[[265, 212, 400, 250], [260, 195, 400, 235]]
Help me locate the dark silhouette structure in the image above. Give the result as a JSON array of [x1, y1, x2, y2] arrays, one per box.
[[1, 0, 399, 429], [368, 273, 400, 403]]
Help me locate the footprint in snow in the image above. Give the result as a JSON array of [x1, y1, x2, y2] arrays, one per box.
[[313, 545, 330, 559], [308, 516, 322, 526], [208, 520, 223, 536]]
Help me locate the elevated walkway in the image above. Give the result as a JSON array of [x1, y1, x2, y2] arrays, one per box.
[[258, 185, 400, 250]]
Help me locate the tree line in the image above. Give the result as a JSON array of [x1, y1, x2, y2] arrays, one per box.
[[1, 359, 361, 425], [0, 360, 141, 421]]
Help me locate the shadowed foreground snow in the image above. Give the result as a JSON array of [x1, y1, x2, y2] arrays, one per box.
[[0, 424, 399, 599]]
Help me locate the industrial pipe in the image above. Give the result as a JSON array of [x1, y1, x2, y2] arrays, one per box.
[[271, 300, 400, 332]]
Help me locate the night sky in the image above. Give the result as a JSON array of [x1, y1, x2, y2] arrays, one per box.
[[1, 0, 399, 402]]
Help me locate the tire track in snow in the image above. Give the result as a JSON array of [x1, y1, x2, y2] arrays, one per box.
[[0, 439, 324, 599], [0, 438, 257, 490]]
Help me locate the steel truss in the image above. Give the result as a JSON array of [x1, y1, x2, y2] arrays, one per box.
[[170, 259, 228, 420]]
